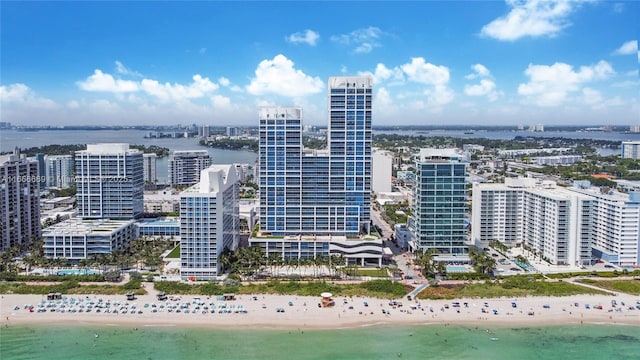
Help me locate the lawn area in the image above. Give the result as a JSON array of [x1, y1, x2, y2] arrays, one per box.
[[165, 245, 180, 258], [0, 280, 147, 296], [578, 279, 640, 295], [350, 268, 389, 277], [417, 276, 608, 300], [154, 280, 411, 298]]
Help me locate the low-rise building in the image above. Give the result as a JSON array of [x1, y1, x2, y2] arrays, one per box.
[[136, 217, 180, 239], [43, 218, 137, 261]]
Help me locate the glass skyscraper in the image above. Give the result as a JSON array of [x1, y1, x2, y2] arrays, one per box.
[[411, 148, 469, 256], [258, 76, 373, 237]]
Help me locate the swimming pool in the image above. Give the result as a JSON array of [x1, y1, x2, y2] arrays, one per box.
[[56, 269, 100, 276], [446, 265, 470, 273]]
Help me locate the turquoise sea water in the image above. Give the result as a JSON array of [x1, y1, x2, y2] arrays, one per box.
[[2, 324, 639, 360]]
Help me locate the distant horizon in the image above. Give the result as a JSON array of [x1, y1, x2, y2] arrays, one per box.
[[1, 1, 638, 127], [2, 123, 639, 132]]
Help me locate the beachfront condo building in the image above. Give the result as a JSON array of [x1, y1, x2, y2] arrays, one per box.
[[168, 150, 211, 186], [143, 153, 157, 184], [472, 179, 640, 266], [42, 218, 137, 261], [410, 148, 469, 260], [75, 143, 144, 220], [180, 165, 240, 280], [0, 148, 41, 251], [251, 76, 382, 266], [45, 154, 74, 189], [621, 141, 640, 160]]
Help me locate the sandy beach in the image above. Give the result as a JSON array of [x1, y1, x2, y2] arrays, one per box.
[[2, 291, 639, 330]]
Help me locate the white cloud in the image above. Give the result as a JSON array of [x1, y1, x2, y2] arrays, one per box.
[[359, 63, 405, 85], [67, 100, 80, 109], [218, 77, 230, 87], [331, 27, 385, 53], [425, 85, 455, 107], [465, 64, 491, 79], [401, 57, 450, 85], [140, 74, 218, 101], [78, 69, 139, 92], [246, 54, 323, 97], [518, 60, 615, 106], [464, 64, 500, 101], [613, 40, 638, 55], [0, 83, 57, 108], [480, 0, 587, 41], [286, 29, 320, 46], [211, 95, 231, 108], [465, 79, 497, 97], [115, 61, 142, 77]]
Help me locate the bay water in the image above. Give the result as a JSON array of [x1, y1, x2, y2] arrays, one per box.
[[2, 324, 639, 359]]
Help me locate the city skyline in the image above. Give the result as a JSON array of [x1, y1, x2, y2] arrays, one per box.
[[1, 1, 638, 127]]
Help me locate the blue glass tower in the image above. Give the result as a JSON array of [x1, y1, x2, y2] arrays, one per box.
[[412, 149, 468, 255], [258, 76, 373, 237]]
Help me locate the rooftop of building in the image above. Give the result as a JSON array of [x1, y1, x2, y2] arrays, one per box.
[[136, 217, 180, 227], [43, 218, 135, 235], [181, 164, 237, 195], [418, 148, 468, 162], [78, 143, 139, 154]]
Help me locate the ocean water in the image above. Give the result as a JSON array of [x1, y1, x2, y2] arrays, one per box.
[[2, 324, 639, 360]]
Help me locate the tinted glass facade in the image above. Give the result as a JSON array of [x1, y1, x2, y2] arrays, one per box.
[[258, 76, 373, 237], [413, 150, 468, 255]]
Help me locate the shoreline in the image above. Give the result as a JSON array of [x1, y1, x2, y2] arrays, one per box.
[[3, 293, 639, 330]]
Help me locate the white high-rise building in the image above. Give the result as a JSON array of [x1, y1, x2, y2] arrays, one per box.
[[180, 165, 239, 280], [143, 153, 157, 184], [75, 143, 144, 219], [168, 150, 211, 186], [472, 179, 640, 266], [0, 148, 41, 251], [45, 155, 74, 189], [621, 141, 640, 160], [372, 148, 393, 194]]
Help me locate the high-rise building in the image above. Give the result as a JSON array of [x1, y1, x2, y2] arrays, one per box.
[[0, 148, 41, 251], [34, 153, 46, 189], [472, 179, 640, 266], [180, 165, 239, 280], [45, 155, 74, 189], [258, 76, 372, 237], [143, 153, 157, 184], [410, 148, 469, 258], [168, 150, 211, 186], [621, 141, 640, 160], [252, 76, 381, 265], [75, 143, 144, 219]]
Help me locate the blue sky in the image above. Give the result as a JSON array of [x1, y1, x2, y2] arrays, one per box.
[[1, 1, 638, 127]]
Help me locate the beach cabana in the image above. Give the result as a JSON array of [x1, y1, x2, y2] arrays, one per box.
[[157, 291, 168, 301], [126, 292, 136, 301], [222, 293, 236, 301]]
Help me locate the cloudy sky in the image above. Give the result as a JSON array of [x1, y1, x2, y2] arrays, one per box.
[[1, 1, 638, 127]]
